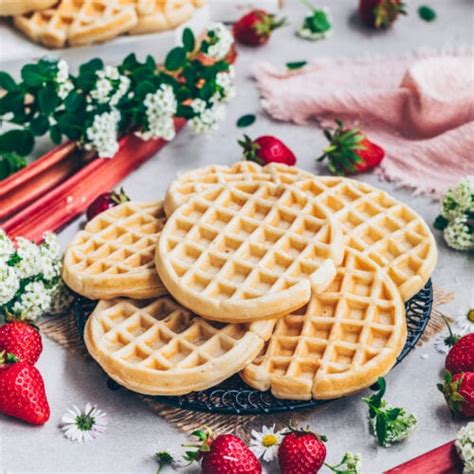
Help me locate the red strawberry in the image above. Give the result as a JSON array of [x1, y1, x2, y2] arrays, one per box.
[[0, 353, 50, 425], [359, 0, 407, 29], [0, 322, 42, 365], [239, 135, 297, 166], [438, 371, 474, 418], [86, 188, 129, 221], [278, 427, 327, 474], [446, 333, 474, 374], [233, 10, 286, 46], [186, 428, 261, 474], [318, 119, 385, 175]]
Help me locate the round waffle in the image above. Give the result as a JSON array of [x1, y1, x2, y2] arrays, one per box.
[[155, 182, 345, 323], [163, 161, 313, 216], [84, 296, 276, 395], [292, 177, 437, 301], [241, 248, 407, 400], [63, 201, 167, 300]]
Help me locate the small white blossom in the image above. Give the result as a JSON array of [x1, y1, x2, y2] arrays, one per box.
[[136, 84, 177, 141], [456, 422, 474, 473], [250, 425, 283, 462], [90, 66, 130, 106], [55, 59, 74, 100], [85, 109, 121, 158], [189, 99, 225, 134], [205, 23, 234, 61], [40, 232, 62, 281], [327, 452, 362, 473], [12, 280, 51, 320], [48, 280, 74, 315], [441, 176, 474, 221], [0, 265, 19, 306], [15, 237, 42, 279], [0, 230, 14, 263], [215, 67, 236, 102], [61, 403, 108, 443], [444, 215, 474, 251]]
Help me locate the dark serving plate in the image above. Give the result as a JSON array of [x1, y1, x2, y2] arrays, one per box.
[[74, 279, 433, 415]]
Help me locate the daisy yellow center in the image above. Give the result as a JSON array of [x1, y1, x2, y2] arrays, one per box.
[[262, 434, 279, 447], [467, 309, 474, 323], [75, 414, 95, 432]]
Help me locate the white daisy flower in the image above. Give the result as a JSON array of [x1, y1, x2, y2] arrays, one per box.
[[61, 403, 108, 443], [15, 237, 42, 279], [250, 425, 283, 462], [434, 298, 474, 354], [0, 265, 19, 306]]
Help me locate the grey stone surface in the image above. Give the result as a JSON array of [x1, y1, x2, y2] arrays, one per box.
[[1, 1, 473, 472]]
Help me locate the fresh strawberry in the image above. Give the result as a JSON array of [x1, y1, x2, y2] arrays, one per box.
[[239, 135, 297, 166], [0, 321, 42, 365], [278, 426, 327, 474], [438, 371, 474, 418], [233, 10, 286, 46], [441, 316, 474, 374], [186, 427, 261, 474], [318, 119, 385, 175], [86, 188, 129, 221], [359, 0, 407, 29], [0, 352, 50, 425]]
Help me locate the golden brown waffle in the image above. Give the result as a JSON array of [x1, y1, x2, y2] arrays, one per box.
[[84, 296, 276, 395], [0, 0, 58, 16], [164, 162, 313, 217], [242, 248, 407, 400], [130, 0, 196, 35], [63, 201, 167, 300], [13, 0, 138, 48], [292, 177, 437, 301], [155, 182, 345, 324]]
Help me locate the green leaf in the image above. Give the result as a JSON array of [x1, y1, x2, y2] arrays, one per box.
[[182, 27, 195, 52], [0, 91, 24, 115], [64, 91, 85, 112], [0, 72, 17, 92], [286, 61, 308, 70], [145, 55, 156, 71], [30, 115, 49, 136], [386, 407, 402, 421], [21, 64, 45, 87], [375, 415, 387, 446], [0, 129, 34, 156], [135, 81, 155, 97], [176, 104, 195, 119], [121, 53, 139, 71], [50, 125, 62, 145], [237, 114, 256, 128], [418, 5, 436, 22], [433, 215, 448, 231], [0, 152, 27, 180], [38, 83, 59, 115], [165, 47, 187, 71]]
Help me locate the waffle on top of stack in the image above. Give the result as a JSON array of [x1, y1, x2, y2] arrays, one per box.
[[10, 0, 206, 48], [63, 161, 437, 400]]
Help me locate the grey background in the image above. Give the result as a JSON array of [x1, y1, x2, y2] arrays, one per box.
[[1, 1, 474, 473]]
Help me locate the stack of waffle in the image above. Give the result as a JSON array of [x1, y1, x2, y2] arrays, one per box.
[[63, 162, 437, 401], [2, 0, 205, 48]]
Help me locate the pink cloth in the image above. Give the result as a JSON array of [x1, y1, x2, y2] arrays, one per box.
[[254, 52, 474, 197]]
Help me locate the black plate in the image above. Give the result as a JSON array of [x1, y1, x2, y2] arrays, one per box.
[[74, 279, 433, 415]]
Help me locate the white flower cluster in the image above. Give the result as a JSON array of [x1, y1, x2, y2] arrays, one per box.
[[215, 66, 236, 103], [438, 176, 474, 251], [136, 84, 177, 141], [55, 59, 74, 100], [189, 98, 225, 134], [84, 109, 121, 158], [90, 65, 131, 107], [456, 422, 474, 473], [0, 230, 70, 320], [297, 8, 332, 41], [206, 22, 234, 61]]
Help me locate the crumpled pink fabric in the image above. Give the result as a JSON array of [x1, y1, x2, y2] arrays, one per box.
[[254, 52, 474, 198]]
